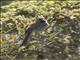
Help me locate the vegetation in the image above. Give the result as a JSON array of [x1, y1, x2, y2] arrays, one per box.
[[0, 1, 80, 60]]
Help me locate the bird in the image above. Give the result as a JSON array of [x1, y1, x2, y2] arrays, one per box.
[[20, 15, 49, 47]]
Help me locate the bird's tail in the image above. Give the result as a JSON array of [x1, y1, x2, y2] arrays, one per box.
[[8, 28, 32, 57], [20, 29, 32, 47]]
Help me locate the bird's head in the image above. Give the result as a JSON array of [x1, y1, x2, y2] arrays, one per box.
[[36, 15, 49, 26]]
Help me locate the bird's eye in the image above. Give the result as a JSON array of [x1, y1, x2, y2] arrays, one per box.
[[40, 20, 45, 22]]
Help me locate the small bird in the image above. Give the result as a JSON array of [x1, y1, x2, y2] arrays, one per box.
[[20, 15, 49, 47]]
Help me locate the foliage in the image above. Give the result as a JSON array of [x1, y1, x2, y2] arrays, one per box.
[[0, 1, 80, 60]]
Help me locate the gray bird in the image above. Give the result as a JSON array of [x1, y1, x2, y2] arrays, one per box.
[[20, 15, 49, 47]]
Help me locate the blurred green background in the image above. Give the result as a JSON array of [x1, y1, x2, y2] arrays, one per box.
[[0, 0, 80, 60]]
